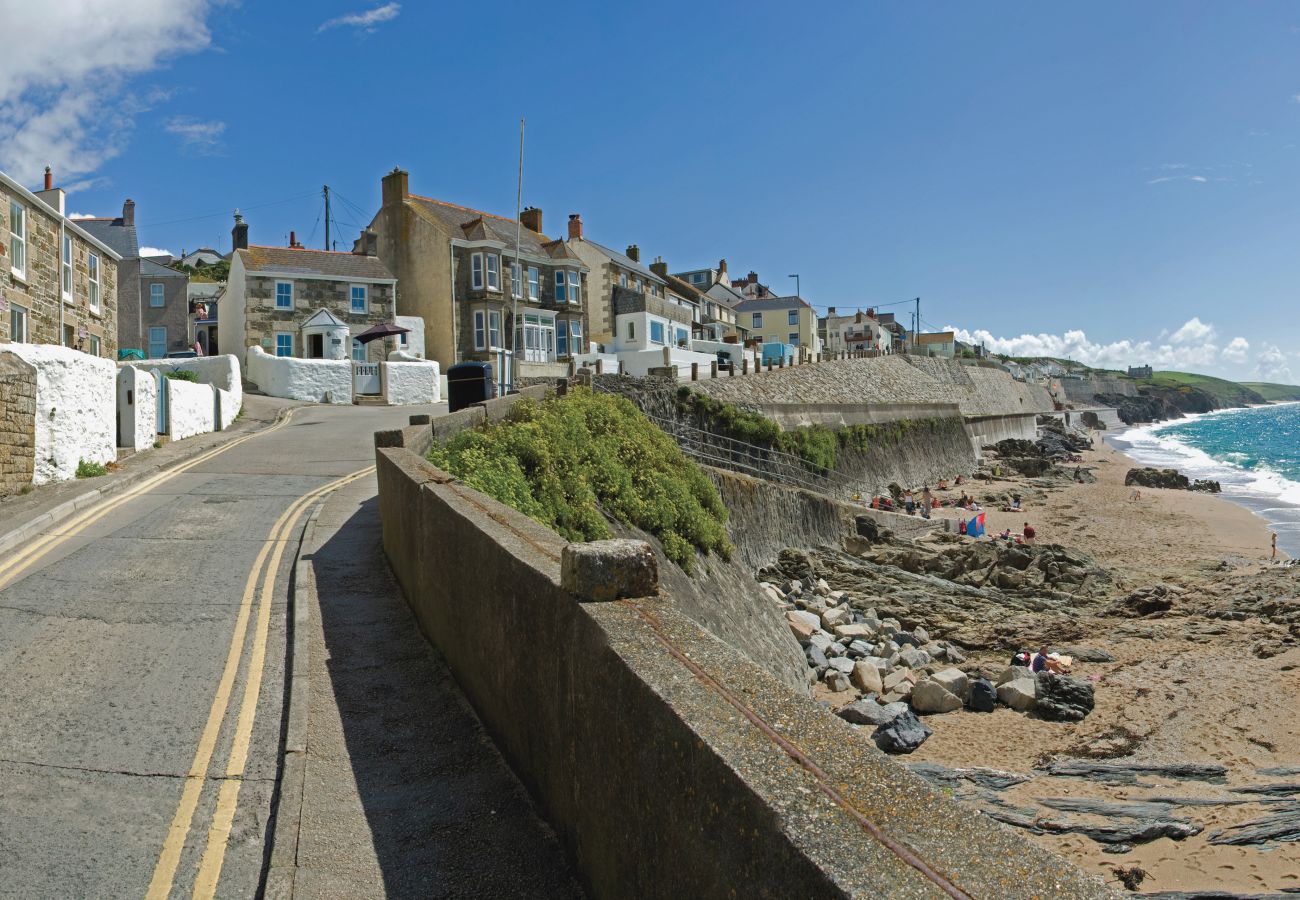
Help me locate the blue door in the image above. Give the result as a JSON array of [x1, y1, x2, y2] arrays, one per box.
[[152, 369, 168, 434]]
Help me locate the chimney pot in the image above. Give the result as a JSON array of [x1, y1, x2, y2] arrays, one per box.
[[626, 244, 640, 263], [44, 166, 53, 191], [122, 198, 136, 227], [382, 167, 409, 207], [232, 210, 249, 251], [520, 206, 543, 234], [568, 214, 583, 241], [289, 230, 297, 248]]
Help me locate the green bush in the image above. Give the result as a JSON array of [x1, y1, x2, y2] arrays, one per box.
[[429, 389, 732, 571], [164, 370, 199, 382], [76, 459, 107, 478]]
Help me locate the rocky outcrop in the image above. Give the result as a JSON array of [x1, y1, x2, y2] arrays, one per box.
[[1034, 673, 1095, 721], [1124, 467, 1221, 493]]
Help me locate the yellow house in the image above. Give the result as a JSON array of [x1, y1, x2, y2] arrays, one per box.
[[734, 296, 821, 352]]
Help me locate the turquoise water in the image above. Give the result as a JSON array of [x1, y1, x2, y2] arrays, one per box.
[[1108, 403, 1300, 555]]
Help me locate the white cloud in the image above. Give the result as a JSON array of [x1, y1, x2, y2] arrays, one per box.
[[68, 212, 96, 220], [0, 1, 217, 185], [1169, 316, 1215, 345], [165, 116, 226, 154], [139, 246, 173, 257], [318, 2, 401, 32], [1254, 344, 1293, 382], [1222, 336, 1250, 363]]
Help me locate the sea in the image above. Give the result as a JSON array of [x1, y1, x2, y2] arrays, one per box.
[[1107, 402, 1300, 558]]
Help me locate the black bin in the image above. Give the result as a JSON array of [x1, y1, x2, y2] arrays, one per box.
[[447, 361, 495, 412]]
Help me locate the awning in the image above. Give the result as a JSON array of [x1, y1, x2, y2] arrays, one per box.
[[353, 322, 410, 344]]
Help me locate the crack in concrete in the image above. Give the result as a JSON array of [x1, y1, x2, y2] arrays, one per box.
[[0, 756, 276, 783]]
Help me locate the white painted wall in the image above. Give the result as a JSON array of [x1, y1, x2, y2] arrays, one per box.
[[219, 252, 248, 367], [116, 365, 157, 451], [216, 388, 239, 430], [690, 340, 758, 371], [247, 346, 351, 404], [7, 344, 115, 484], [131, 355, 242, 414], [395, 315, 425, 358], [381, 360, 440, 405], [167, 378, 216, 441]]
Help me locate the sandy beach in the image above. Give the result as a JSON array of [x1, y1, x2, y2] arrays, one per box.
[[905, 435, 1300, 894]]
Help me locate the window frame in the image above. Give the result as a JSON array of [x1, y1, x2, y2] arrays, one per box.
[[488, 310, 501, 348], [554, 270, 566, 303], [351, 338, 367, 362], [527, 266, 540, 301], [619, 272, 628, 288], [485, 254, 501, 292], [752, 312, 763, 329], [788, 332, 800, 345], [788, 309, 799, 326], [88, 334, 101, 357], [9, 302, 29, 343], [567, 270, 581, 305], [473, 310, 486, 350], [150, 283, 165, 308], [148, 326, 167, 359], [88, 252, 101, 313], [61, 233, 72, 300], [510, 261, 522, 300], [471, 253, 484, 290], [650, 320, 666, 345], [350, 284, 368, 314], [275, 281, 294, 310], [627, 320, 636, 342], [8, 200, 26, 279], [556, 320, 569, 357], [569, 319, 582, 351], [275, 332, 294, 357]]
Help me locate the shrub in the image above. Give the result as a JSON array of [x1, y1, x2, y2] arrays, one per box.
[[164, 370, 199, 382], [76, 459, 107, 478], [429, 389, 732, 572]]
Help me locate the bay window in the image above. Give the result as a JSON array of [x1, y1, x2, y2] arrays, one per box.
[[650, 320, 665, 344], [488, 310, 501, 347], [486, 254, 500, 291], [567, 271, 580, 304], [473, 310, 486, 350], [471, 253, 484, 290], [511, 262, 522, 299], [528, 266, 539, 300]]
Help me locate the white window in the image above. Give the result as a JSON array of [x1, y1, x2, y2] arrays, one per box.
[[62, 234, 72, 299], [619, 272, 627, 288], [557, 321, 569, 357], [511, 262, 522, 299], [486, 254, 500, 291], [788, 309, 798, 326], [567, 270, 581, 305], [352, 338, 367, 362], [690, 273, 705, 284], [752, 312, 763, 328], [569, 319, 582, 351], [650, 320, 665, 344], [8, 201, 25, 278], [350, 284, 367, 313], [488, 310, 501, 348], [275, 333, 293, 357], [150, 283, 164, 308], [89, 253, 101, 313], [473, 310, 486, 350], [471, 253, 484, 289], [149, 326, 167, 358], [88, 334, 101, 357], [554, 270, 565, 302], [275, 281, 293, 310], [8, 303, 29, 342], [527, 266, 539, 300], [635, 278, 642, 293]]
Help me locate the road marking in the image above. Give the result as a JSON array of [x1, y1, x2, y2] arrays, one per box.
[[191, 467, 372, 899], [0, 408, 300, 591], [142, 466, 373, 900]]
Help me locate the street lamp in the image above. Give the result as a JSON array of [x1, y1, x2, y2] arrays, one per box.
[[788, 274, 800, 298]]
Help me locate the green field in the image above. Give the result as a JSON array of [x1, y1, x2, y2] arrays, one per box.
[[1145, 371, 1265, 406], [1239, 382, 1300, 402]]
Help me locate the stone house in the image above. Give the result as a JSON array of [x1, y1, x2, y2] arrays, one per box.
[[914, 331, 956, 358], [819, 308, 890, 354], [366, 168, 588, 379], [669, 260, 750, 343], [735, 295, 821, 353], [1, 167, 120, 358], [562, 217, 668, 348], [79, 199, 189, 358], [219, 216, 396, 366]]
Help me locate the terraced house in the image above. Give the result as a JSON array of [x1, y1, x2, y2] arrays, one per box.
[[367, 168, 588, 380], [1, 168, 119, 357], [735, 294, 821, 353]]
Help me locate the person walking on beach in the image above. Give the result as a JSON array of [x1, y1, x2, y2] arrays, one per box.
[[1272, 532, 1278, 561]]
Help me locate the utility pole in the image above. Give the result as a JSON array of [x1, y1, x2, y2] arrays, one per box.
[[914, 297, 921, 349], [323, 185, 330, 251], [509, 118, 525, 393]]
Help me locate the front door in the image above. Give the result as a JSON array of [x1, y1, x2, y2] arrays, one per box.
[[308, 333, 324, 358]]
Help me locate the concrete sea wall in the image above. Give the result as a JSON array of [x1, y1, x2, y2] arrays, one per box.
[[375, 425, 1116, 899]]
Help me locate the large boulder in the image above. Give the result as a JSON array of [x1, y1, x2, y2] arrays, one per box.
[[997, 672, 1037, 712], [851, 660, 883, 695], [827, 657, 856, 675], [1124, 467, 1190, 490], [872, 711, 933, 754], [1035, 673, 1095, 721], [930, 667, 970, 702], [825, 670, 852, 692], [820, 606, 852, 630], [968, 678, 997, 713], [838, 698, 902, 727], [910, 679, 964, 714]]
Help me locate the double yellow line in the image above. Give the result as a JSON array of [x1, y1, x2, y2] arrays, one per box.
[[0, 409, 298, 592], [147, 465, 373, 899]]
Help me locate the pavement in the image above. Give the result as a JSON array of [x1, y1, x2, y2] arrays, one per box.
[[0, 396, 577, 898], [269, 475, 581, 899]]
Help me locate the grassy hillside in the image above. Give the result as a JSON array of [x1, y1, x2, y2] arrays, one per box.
[[1146, 371, 1265, 407], [1239, 382, 1300, 402]]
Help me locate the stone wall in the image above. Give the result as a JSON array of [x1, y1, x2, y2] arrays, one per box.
[[243, 274, 394, 364], [0, 352, 36, 491], [1058, 375, 1137, 403]]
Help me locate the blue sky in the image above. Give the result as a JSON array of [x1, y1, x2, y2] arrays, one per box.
[[5, 1, 1300, 380]]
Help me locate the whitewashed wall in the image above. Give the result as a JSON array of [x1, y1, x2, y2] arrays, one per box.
[[382, 360, 440, 405], [216, 388, 239, 430], [116, 366, 157, 451], [395, 315, 425, 358], [247, 346, 351, 404], [7, 344, 115, 484], [136, 355, 242, 413], [167, 378, 215, 441]]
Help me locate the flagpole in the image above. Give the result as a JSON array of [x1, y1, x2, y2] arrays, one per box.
[[509, 117, 525, 393]]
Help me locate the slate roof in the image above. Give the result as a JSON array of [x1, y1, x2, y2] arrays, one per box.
[[140, 258, 186, 278], [78, 218, 139, 259], [238, 246, 394, 280], [734, 295, 813, 313], [662, 272, 704, 301], [581, 239, 666, 285], [406, 195, 583, 263]]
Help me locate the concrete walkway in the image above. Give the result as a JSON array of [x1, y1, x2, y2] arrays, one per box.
[[273, 475, 582, 898]]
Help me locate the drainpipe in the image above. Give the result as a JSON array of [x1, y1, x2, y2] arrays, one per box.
[[448, 242, 460, 365], [58, 219, 66, 349]]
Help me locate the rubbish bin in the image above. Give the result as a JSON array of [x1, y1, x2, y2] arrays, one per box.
[[447, 361, 495, 412]]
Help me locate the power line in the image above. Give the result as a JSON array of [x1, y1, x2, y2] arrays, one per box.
[[139, 190, 321, 228]]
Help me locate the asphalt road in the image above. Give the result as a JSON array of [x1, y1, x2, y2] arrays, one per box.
[[0, 401, 442, 899]]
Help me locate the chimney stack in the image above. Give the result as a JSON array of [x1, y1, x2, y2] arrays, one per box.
[[122, 198, 135, 227], [649, 258, 668, 278], [232, 211, 248, 251], [289, 230, 298, 248], [35, 168, 65, 215], [381, 167, 409, 207], [747, 271, 758, 285], [354, 228, 378, 257], [827, 306, 836, 315], [626, 244, 640, 263], [520, 206, 543, 233], [568, 214, 583, 241], [44, 166, 53, 191], [718, 258, 728, 281]]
